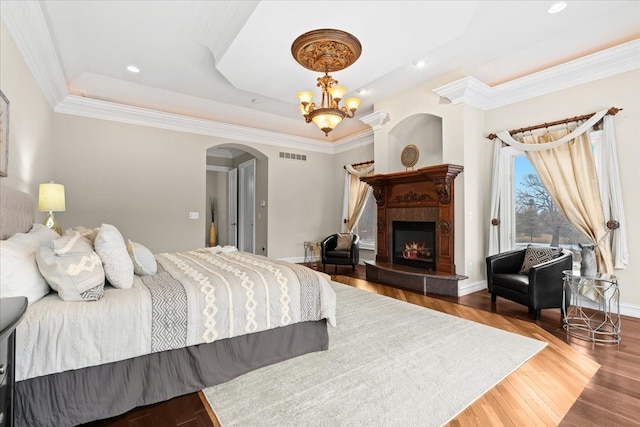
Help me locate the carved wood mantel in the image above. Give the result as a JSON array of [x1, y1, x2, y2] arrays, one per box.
[[360, 164, 463, 275]]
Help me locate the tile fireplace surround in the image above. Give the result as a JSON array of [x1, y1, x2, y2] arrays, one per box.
[[360, 164, 467, 296]]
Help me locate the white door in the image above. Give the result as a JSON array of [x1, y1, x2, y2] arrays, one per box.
[[228, 168, 238, 248], [238, 159, 255, 253]]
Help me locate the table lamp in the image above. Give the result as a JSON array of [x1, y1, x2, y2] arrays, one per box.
[[39, 182, 65, 234]]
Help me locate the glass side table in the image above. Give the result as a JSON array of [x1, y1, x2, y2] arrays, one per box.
[[304, 241, 321, 267], [562, 270, 621, 344]]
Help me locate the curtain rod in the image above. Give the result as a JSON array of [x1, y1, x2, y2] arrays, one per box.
[[344, 160, 374, 169], [486, 107, 622, 140]]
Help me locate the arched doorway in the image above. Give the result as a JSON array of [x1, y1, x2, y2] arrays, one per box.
[[205, 144, 269, 255]]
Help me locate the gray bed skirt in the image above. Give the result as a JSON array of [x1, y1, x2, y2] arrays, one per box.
[[15, 319, 329, 427]]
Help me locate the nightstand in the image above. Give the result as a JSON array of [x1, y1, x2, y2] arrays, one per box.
[[0, 297, 28, 427]]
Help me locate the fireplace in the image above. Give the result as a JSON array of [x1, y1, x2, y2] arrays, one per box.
[[392, 221, 435, 270], [360, 164, 466, 296]]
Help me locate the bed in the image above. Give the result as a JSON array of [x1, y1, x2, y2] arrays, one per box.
[[0, 185, 336, 426]]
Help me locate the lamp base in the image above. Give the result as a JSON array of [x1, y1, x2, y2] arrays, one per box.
[[43, 211, 62, 235]]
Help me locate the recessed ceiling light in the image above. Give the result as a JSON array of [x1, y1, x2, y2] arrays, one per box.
[[126, 65, 140, 73], [358, 88, 369, 95], [413, 60, 427, 68], [548, 2, 567, 14]]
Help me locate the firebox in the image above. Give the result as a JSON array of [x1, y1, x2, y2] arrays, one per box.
[[392, 221, 436, 270]]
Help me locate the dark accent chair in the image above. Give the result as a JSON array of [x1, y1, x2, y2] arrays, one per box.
[[485, 248, 573, 321], [321, 233, 360, 272]]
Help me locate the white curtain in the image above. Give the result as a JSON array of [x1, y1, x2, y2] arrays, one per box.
[[488, 141, 516, 255], [489, 109, 628, 270], [342, 162, 375, 233], [593, 115, 629, 269]]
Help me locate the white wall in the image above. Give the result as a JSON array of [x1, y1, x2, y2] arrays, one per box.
[[0, 22, 54, 216]]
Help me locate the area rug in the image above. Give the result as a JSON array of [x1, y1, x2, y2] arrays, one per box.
[[202, 282, 547, 426]]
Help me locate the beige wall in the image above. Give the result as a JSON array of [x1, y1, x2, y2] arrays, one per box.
[[373, 69, 640, 311], [52, 113, 337, 258], [0, 22, 54, 218], [484, 69, 640, 308], [4, 18, 638, 310], [374, 74, 472, 284]]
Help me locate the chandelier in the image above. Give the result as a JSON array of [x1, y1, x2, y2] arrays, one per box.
[[291, 29, 362, 136]]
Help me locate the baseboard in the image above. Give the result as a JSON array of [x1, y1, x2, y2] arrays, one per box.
[[458, 280, 487, 296], [621, 303, 640, 318], [575, 296, 640, 319]]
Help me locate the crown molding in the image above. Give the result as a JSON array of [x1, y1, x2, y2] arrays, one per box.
[[332, 130, 374, 154], [0, 0, 68, 108], [55, 95, 336, 154], [359, 110, 390, 130], [434, 38, 640, 110]]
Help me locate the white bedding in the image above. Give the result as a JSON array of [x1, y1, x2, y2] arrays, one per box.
[[15, 250, 336, 382]]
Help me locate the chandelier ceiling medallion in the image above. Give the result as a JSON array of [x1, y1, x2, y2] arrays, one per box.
[[291, 29, 362, 136]]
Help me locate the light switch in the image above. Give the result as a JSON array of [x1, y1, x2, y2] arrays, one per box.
[[189, 212, 199, 219]]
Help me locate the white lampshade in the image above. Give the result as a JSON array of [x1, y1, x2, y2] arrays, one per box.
[[39, 182, 66, 212]]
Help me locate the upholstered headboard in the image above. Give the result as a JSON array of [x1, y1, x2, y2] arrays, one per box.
[[0, 185, 36, 239]]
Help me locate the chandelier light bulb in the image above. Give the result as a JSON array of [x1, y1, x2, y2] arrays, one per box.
[[329, 85, 347, 101], [297, 91, 314, 104], [344, 97, 361, 111]]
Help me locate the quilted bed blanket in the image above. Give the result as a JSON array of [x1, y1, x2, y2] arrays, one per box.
[[16, 249, 336, 381]]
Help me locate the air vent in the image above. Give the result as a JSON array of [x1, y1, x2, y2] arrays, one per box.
[[279, 151, 307, 161]]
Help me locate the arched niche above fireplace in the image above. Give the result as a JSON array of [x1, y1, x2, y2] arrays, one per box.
[[388, 113, 443, 171]]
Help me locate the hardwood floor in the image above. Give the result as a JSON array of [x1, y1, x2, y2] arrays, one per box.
[[85, 264, 640, 427]]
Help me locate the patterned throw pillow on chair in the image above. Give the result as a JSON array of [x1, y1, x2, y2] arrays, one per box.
[[519, 245, 562, 274], [335, 233, 353, 251]]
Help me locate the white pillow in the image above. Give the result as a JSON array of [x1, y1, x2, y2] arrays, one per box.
[[94, 224, 134, 289], [0, 224, 60, 304], [36, 233, 105, 301], [127, 239, 157, 276]]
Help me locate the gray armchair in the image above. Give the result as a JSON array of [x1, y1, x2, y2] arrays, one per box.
[[486, 247, 573, 320], [321, 233, 360, 273]]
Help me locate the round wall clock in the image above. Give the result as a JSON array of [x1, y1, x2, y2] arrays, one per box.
[[400, 144, 419, 169]]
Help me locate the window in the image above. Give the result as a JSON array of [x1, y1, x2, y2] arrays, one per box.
[[513, 154, 584, 254], [355, 190, 376, 250]]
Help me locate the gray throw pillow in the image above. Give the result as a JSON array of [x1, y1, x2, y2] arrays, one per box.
[[519, 245, 562, 274], [36, 232, 105, 301]]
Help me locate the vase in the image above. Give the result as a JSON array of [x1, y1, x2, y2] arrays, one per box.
[[209, 223, 217, 247]]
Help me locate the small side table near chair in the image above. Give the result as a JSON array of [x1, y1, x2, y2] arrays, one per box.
[[562, 270, 621, 344]]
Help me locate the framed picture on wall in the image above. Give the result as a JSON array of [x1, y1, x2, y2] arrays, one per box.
[[0, 90, 9, 177]]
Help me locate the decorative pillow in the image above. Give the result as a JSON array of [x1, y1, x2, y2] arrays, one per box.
[[519, 245, 562, 274], [127, 240, 157, 276], [0, 224, 59, 304], [94, 224, 134, 289], [335, 233, 353, 251], [64, 225, 99, 245], [35, 232, 105, 301]]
